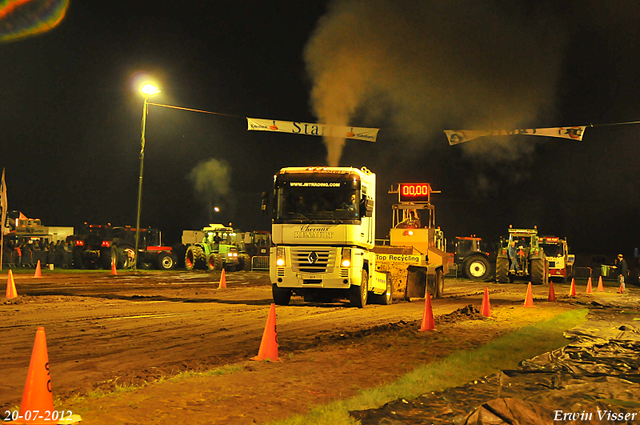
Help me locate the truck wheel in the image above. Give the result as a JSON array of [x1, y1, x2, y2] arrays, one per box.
[[496, 257, 509, 283], [156, 252, 175, 270], [465, 256, 490, 280], [207, 253, 223, 271], [272, 284, 291, 305], [350, 270, 368, 308], [185, 245, 206, 270], [531, 258, 545, 285]]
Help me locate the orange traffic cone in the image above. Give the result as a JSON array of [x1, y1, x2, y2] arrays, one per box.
[[11, 327, 82, 424], [548, 280, 556, 302], [34, 260, 42, 278], [585, 277, 593, 294], [569, 278, 576, 296], [6, 269, 18, 299], [251, 303, 279, 362], [523, 282, 535, 308], [17, 327, 55, 423], [111, 258, 117, 276], [419, 292, 436, 331], [480, 287, 491, 318], [218, 268, 227, 289], [597, 276, 604, 292]]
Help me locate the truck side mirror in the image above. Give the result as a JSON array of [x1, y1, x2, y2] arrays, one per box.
[[360, 198, 374, 218]]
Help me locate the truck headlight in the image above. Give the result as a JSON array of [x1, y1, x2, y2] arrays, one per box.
[[276, 247, 285, 267], [341, 247, 351, 268]]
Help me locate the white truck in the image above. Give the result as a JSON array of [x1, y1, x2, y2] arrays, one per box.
[[267, 166, 391, 308]]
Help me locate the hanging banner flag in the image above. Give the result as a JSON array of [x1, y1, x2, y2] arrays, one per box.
[[247, 118, 379, 142], [444, 126, 587, 145]]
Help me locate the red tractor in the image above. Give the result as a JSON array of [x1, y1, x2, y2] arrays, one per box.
[[451, 236, 494, 280]]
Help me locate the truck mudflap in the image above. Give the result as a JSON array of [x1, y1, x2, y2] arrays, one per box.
[[371, 269, 391, 295]]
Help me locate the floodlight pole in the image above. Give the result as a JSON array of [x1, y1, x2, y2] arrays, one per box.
[[133, 95, 150, 270]]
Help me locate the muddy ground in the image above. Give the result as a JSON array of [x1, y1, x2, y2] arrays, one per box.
[[0, 270, 630, 424]]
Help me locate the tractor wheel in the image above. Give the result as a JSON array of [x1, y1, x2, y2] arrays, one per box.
[[101, 247, 114, 270], [349, 269, 368, 308], [185, 245, 206, 271], [156, 252, 175, 270], [207, 253, 223, 271], [372, 272, 393, 305], [72, 248, 85, 269], [238, 253, 252, 271], [496, 257, 509, 283], [116, 245, 136, 269], [434, 268, 444, 298], [272, 284, 292, 306], [531, 258, 545, 285], [464, 256, 491, 280]]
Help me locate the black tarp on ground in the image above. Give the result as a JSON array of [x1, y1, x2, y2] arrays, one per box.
[[350, 299, 640, 425]]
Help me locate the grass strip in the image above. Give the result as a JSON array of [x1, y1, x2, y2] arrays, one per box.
[[271, 308, 588, 425]]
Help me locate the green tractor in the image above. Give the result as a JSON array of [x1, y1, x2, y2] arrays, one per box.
[[184, 224, 249, 271], [496, 227, 547, 285]]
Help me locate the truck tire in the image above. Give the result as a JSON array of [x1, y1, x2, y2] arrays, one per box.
[[207, 253, 223, 271], [156, 252, 175, 270], [350, 269, 368, 308], [496, 257, 509, 283], [272, 284, 292, 305], [465, 256, 490, 280], [372, 272, 393, 305], [531, 258, 545, 285], [185, 245, 206, 271]]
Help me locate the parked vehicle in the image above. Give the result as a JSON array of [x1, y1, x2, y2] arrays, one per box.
[[184, 224, 241, 271], [450, 236, 494, 280], [496, 226, 547, 285]]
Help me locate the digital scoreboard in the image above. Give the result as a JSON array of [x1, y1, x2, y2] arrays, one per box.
[[399, 183, 431, 203]]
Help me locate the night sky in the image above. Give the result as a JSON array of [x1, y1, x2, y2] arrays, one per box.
[[1, 1, 640, 264]]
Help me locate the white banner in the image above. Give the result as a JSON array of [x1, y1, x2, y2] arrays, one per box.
[[247, 118, 379, 142], [444, 126, 587, 145]]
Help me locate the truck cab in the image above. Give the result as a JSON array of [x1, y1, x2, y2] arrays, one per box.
[[539, 236, 574, 282], [269, 166, 388, 307]]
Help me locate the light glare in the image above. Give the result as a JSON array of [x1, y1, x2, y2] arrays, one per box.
[[140, 83, 160, 96]]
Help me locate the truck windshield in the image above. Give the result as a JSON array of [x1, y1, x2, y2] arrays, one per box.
[[541, 243, 563, 257], [274, 174, 360, 224]]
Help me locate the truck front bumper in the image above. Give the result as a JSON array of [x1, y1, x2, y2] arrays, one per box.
[[272, 269, 351, 289]]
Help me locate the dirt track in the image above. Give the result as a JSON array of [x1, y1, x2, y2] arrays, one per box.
[[0, 270, 611, 424]]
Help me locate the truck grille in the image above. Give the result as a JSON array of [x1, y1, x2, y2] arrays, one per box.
[[292, 248, 335, 273]]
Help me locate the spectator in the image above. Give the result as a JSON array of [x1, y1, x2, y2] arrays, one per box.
[[614, 254, 628, 290]]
